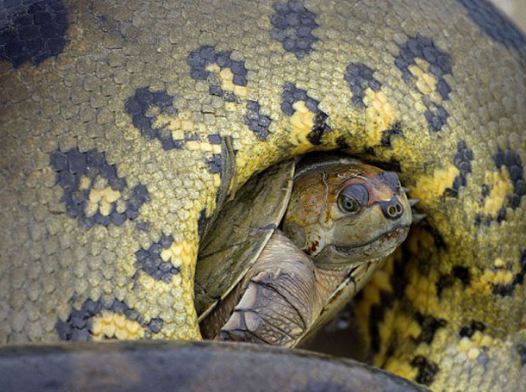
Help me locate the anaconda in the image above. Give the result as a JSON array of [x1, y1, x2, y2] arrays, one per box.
[[0, 1, 525, 390], [0, 341, 426, 392]]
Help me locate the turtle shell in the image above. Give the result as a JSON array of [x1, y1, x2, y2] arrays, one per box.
[[195, 160, 296, 320]]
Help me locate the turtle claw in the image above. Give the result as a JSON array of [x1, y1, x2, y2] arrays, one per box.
[[412, 212, 427, 223], [409, 199, 423, 223], [408, 198, 419, 207]]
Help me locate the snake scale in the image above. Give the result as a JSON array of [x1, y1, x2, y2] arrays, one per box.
[[0, 0, 525, 390]]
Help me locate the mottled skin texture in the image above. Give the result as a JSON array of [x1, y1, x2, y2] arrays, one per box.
[[0, 341, 427, 392], [0, 0, 525, 391]]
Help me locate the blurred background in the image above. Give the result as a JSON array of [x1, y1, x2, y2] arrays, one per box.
[[491, 0, 526, 32]]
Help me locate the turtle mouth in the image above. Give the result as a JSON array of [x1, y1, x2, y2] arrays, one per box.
[[333, 224, 411, 256]]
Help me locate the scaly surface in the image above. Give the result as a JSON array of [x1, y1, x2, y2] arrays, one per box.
[[0, 0, 524, 390]]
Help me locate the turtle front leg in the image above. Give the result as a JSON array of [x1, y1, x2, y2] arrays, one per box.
[[206, 231, 324, 347]]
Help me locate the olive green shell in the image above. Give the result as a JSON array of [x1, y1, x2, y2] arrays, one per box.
[[195, 160, 295, 320]]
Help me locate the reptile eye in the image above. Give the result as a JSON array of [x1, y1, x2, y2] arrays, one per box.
[[338, 194, 360, 213], [337, 184, 369, 214]]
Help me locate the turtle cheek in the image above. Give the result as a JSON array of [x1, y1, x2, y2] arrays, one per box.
[[331, 206, 387, 247], [282, 221, 307, 250], [282, 221, 325, 257]]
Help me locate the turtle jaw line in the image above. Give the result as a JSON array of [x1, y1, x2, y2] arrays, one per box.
[[332, 224, 411, 258]]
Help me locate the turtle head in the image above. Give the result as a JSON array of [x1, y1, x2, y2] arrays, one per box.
[[283, 160, 412, 269]]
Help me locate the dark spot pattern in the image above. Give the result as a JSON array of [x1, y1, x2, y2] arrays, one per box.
[[50, 148, 149, 227], [368, 291, 394, 353], [366, 159, 402, 173], [244, 100, 272, 140], [477, 148, 525, 224], [56, 298, 103, 341], [185, 133, 199, 142], [197, 208, 207, 237], [270, 0, 318, 59], [495, 148, 525, 209], [206, 154, 222, 174], [446, 140, 474, 196], [362, 256, 409, 355], [344, 63, 382, 108], [516, 344, 526, 366], [187, 45, 247, 101], [281, 82, 319, 115], [424, 225, 448, 250], [134, 234, 181, 283], [368, 257, 408, 353], [281, 82, 330, 144], [204, 136, 238, 186], [410, 356, 439, 386], [336, 136, 350, 149], [459, 320, 486, 338], [381, 122, 403, 148], [475, 208, 507, 226], [392, 253, 409, 299], [0, 0, 68, 67], [453, 266, 471, 285], [395, 35, 452, 132], [207, 134, 222, 145], [435, 275, 454, 296], [55, 298, 162, 341], [492, 250, 526, 297], [136, 221, 151, 232], [125, 87, 193, 151], [436, 265, 471, 297], [395, 35, 452, 99], [423, 101, 449, 133], [457, 0, 526, 50], [147, 317, 164, 334], [308, 111, 330, 145], [481, 184, 491, 198], [414, 313, 447, 344]]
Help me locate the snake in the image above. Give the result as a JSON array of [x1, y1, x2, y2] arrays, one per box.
[[0, 341, 426, 391], [0, 0, 525, 390]]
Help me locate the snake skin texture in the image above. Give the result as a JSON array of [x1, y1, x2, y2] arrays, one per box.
[[0, 0, 525, 390]]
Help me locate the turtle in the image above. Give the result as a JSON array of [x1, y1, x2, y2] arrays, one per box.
[[195, 153, 414, 347]]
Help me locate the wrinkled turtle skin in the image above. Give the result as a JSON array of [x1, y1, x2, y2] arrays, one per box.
[[0, 0, 525, 390], [0, 341, 427, 392], [198, 155, 412, 346]]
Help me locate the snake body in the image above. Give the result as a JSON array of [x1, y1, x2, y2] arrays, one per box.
[[0, 0, 525, 390]]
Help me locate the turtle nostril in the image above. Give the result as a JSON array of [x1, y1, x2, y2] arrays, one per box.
[[381, 198, 404, 220]]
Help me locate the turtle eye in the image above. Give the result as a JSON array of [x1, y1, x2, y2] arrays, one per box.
[[338, 193, 360, 213], [337, 184, 369, 214]]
